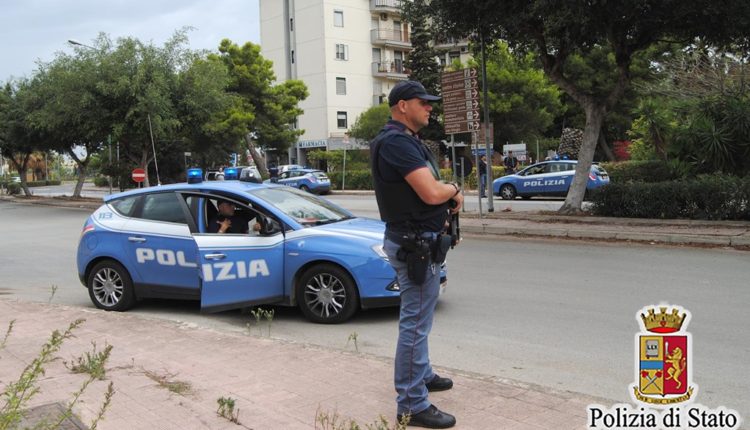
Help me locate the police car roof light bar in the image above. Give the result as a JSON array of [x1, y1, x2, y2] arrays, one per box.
[[223, 167, 239, 180], [187, 168, 203, 184]]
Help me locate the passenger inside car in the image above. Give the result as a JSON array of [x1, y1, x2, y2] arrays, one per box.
[[207, 200, 261, 234]]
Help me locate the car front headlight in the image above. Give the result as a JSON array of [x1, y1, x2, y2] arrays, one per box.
[[371, 244, 389, 261]]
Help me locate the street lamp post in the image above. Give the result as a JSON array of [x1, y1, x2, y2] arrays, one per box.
[[67, 39, 95, 50]]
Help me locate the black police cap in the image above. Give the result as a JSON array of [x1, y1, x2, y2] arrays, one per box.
[[388, 80, 441, 107]]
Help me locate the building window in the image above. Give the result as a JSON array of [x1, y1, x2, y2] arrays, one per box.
[[449, 51, 460, 62], [334, 10, 344, 27], [337, 111, 347, 129], [336, 77, 346, 95], [291, 50, 295, 64], [335, 44, 349, 60], [290, 18, 294, 31]]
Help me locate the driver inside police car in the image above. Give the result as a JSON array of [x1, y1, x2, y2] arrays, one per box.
[[208, 200, 259, 234]]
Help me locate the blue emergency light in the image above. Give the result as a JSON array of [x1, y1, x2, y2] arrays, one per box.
[[187, 168, 203, 183], [223, 167, 239, 180]]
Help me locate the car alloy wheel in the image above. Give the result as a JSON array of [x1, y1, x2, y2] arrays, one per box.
[[300, 185, 311, 193], [297, 264, 358, 323], [87, 260, 136, 311], [500, 184, 517, 200]]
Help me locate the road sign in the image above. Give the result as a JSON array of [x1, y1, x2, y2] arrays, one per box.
[[444, 120, 481, 135], [441, 68, 480, 134], [444, 99, 480, 113], [441, 68, 478, 84], [131, 168, 146, 183]]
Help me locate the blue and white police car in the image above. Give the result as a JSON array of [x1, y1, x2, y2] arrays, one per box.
[[492, 160, 610, 200], [264, 168, 331, 194], [77, 169, 444, 323]]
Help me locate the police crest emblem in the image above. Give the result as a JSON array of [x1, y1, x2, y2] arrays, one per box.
[[631, 305, 697, 406]]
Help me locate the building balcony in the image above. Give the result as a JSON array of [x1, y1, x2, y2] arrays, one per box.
[[372, 61, 409, 80], [370, 0, 403, 14], [434, 37, 470, 51], [370, 28, 411, 48]]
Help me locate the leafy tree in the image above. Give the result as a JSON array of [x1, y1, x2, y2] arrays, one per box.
[[212, 39, 308, 177], [349, 103, 391, 142], [30, 42, 113, 196], [0, 80, 46, 196], [476, 41, 564, 147], [420, 0, 750, 213], [631, 47, 750, 175], [404, 0, 444, 142]]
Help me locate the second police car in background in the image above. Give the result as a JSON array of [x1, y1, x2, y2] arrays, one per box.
[[265, 168, 331, 194], [77, 169, 446, 323], [493, 160, 610, 200]]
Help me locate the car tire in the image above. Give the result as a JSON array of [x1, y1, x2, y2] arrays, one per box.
[[296, 264, 359, 324], [500, 184, 517, 200], [87, 260, 136, 311], [300, 185, 311, 193]]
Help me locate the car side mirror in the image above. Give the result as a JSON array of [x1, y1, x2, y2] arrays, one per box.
[[262, 216, 282, 235]]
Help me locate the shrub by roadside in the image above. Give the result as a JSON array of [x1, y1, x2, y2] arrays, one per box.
[[590, 175, 750, 220], [599, 160, 678, 183]]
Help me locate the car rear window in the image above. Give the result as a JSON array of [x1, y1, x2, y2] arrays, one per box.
[[109, 196, 139, 217], [140, 193, 187, 224]]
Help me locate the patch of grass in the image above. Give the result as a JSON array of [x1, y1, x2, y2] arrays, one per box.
[[217, 396, 241, 425], [0, 320, 14, 350], [315, 408, 408, 430], [64, 341, 113, 380], [143, 369, 193, 396]]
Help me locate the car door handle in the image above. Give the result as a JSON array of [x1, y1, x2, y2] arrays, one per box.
[[128, 236, 146, 243], [204, 253, 226, 260]]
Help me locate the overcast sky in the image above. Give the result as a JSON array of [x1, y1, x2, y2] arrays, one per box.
[[0, 0, 261, 81]]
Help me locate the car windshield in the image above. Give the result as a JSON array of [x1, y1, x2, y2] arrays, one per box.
[[250, 187, 352, 226]]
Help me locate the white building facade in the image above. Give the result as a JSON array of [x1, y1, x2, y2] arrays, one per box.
[[260, 0, 470, 166]]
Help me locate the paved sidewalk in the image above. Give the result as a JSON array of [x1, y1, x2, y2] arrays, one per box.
[[1, 300, 601, 429]]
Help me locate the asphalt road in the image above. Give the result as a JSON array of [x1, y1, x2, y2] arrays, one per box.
[[0, 200, 748, 420]]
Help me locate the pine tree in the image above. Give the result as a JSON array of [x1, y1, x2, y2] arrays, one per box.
[[404, 0, 444, 142]]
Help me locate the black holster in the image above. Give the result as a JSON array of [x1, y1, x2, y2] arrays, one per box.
[[395, 234, 431, 284]]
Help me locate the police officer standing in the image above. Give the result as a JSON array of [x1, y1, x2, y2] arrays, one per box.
[[371, 80, 463, 429]]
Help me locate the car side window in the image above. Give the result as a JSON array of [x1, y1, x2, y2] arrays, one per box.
[[109, 196, 139, 217], [527, 165, 545, 175], [140, 193, 187, 224]]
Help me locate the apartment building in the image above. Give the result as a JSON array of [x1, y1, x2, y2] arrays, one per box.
[[260, 0, 470, 165]]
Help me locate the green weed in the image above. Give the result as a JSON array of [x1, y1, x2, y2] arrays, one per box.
[[217, 396, 241, 424], [247, 308, 274, 337], [143, 369, 193, 396], [64, 341, 113, 380], [346, 332, 359, 353], [0, 320, 14, 350], [315, 408, 408, 430], [48, 285, 58, 304], [0, 319, 85, 430]]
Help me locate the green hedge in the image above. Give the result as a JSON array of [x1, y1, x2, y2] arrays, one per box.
[[93, 176, 110, 187], [328, 166, 506, 190], [599, 160, 677, 183], [590, 175, 750, 220]]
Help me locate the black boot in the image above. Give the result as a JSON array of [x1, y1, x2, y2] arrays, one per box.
[[425, 375, 453, 392], [397, 405, 456, 428]]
